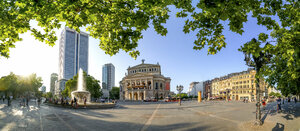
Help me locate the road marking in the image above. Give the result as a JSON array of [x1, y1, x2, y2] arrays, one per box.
[[141, 104, 161, 131], [50, 107, 76, 131], [188, 108, 239, 124]]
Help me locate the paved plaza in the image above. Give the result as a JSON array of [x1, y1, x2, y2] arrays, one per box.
[[1, 100, 299, 131]]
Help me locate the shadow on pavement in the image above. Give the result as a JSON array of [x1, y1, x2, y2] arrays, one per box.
[[0, 100, 42, 131], [272, 123, 284, 131]]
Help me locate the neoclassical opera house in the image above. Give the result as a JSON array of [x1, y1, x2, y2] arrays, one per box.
[[119, 60, 171, 100]]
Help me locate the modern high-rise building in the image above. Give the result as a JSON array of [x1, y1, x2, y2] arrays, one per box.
[[50, 73, 58, 95], [102, 63, 115, 91], [40, 85, 46, 94], [56, 27, 89, 95]]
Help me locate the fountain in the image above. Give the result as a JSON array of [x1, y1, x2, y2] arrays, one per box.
[[71, 68, 91, 103]]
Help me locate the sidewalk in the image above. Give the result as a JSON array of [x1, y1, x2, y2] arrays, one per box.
[[0, 99, 43, 131], [242, 101, 300, 131]]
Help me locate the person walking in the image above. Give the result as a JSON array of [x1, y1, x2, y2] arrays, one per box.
[[26, 96, 29, 107], [277, 97, 282, 112]]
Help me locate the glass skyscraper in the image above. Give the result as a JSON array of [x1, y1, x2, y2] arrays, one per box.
[[57, 27, 89, 93], [102, 63, 115, 90]]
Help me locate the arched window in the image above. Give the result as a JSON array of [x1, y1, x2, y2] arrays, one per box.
[[155, 82, 158, 89]]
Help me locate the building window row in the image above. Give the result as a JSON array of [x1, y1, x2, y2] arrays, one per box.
[[129, 68, 159, 74]]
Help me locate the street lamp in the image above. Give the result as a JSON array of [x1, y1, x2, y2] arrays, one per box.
[[176, 85, 183, 106], [241, 39, 272, 125]]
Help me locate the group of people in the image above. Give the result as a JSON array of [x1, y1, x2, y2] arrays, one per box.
[[19, 96, 29, 107], [2, 95, 13, 106], [276, 97, 298, 112], [243, 98, 249, 103], [51, 96, 87, 108]]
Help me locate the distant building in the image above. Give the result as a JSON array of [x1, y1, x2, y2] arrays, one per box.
[[211, 68, 270, 101], [40, 85, 46, 94], [188, 82, 204, 97], [50, 73, 58, 95], [120, 60, 171, 100], [102, 63, 115, 90], [203, 80, 212, 99], [56, 27, 89, 96]]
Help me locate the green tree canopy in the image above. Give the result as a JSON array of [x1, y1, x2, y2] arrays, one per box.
[[180, 0, 299, 96], [43, 92, 53, 98], [1, 0, 298, 96], [109, 87, 120, 99], [0, 72, 43, 98], [0, 0, 193, 58]]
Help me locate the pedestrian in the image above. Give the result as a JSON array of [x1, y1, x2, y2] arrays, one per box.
[[26, 96, 29, 107], [262, 99, 266, 110], [2, 95, 5, 103], [71, 99, 73, 107], [22, 96, 26, 107], [38, 97, 41, 107], [84, 97, 87, 108], [294, 97, 297, 103], [61, 97, 64, 106], [277, 97, 282, 112], [7, 95, 10, 106], [66, 97, 69, 105], [74, 97, 77, 108]]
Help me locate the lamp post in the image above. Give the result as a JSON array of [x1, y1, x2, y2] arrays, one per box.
[[241, 39, 272, 125], [176, 85, 183, 106]]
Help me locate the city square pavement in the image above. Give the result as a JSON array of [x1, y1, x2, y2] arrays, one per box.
[[1, 99, 299, 131]]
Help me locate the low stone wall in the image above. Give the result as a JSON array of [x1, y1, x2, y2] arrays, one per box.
[[44, 102, 115, 109]]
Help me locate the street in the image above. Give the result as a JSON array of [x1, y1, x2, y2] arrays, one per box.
[[1, 100, 299, 131]]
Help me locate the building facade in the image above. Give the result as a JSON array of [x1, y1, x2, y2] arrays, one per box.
[[119, 60, 171, 100], [102, 63, 115, 90], [211, 68, 269, 101], [203, 80, 212, 99], [50, 73, 58, 95], [56, 27, 89, 95], [187, 82, 204, 97]]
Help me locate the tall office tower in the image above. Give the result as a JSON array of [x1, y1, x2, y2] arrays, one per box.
[[50, 73, 58, 95], [102, 63, 115, 91], [57, 27, 89, 94], [40, 85, 46, 94]]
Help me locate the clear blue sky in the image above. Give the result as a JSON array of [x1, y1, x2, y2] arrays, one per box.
[[0, 5, 272, 93]]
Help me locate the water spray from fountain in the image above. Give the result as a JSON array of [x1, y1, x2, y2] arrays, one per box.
[[71, 68, 91, 103]]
